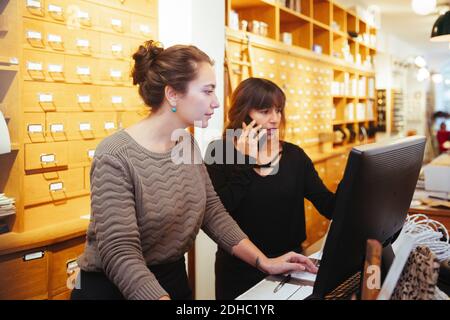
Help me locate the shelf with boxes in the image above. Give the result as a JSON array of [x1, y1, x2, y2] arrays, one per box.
[[227, 0, 377, 68], [225, 34, 377, 155], [0, 0, 157, 241]]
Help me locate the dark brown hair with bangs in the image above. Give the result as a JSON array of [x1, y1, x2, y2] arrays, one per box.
[[224, 77, 286, 139]]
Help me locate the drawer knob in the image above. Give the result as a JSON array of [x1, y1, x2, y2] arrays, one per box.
[[27, 124, 44, 134], [48, 4, 64, 20], [50, 123, 64, 133], [23, 251, 45, 261], [26, 0, 44, 16], [139, 24, 151, 35], [111, 19, 123, 32], [104, 122, 116, 131], [47, 34, 64, 50], [111, 44, 123, 55], [76, 10, 91, 26], [79, 122, 93, 132], [49, 181, 64, 193], [40, 153, 57, 164]]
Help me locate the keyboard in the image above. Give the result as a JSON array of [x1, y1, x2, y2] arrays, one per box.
[[324, 272, 361, 300]]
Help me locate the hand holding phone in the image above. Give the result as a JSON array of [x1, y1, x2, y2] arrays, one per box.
[[236, 118, 264, 158]]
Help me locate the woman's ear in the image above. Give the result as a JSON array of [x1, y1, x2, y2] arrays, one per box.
[[165, 85, 178, 106]]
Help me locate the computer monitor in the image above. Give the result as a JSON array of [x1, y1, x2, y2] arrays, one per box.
[[309, 136, 426, 299]]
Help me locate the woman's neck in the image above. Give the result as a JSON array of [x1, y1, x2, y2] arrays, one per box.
[[127, 108, 187, 153]]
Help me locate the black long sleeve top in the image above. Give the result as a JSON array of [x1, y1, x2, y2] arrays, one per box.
[[205, 139, 336, 257]]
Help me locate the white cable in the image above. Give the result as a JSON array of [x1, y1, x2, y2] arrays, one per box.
[[401, 214, 450, 261]]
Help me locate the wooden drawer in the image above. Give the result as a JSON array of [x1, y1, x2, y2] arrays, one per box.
[[97, 113, 119, 136], [23, 82, 67, 112], [70, 29, 101, 57], [24, 194, 90, 231], [25, 141, 68, 171], [100, 86, 143, 111], [45, 0, 66, 22], [64, 83, 102, 112], [45, 112, 68, 142], [100, 33, 131, 59], [129, 14, 156, 38], [23, 18, 46, 49], [21, 51, 46, 81], [64, 55, 99, 84], [24, 113, 46, 143], [98, 59, 132, 83], [43, 21, 68, 52], [64, 0, 99, 29], [66, 112, 100, 140], [98, 6, 130, 34], [0, 249, 48, 300], [49, 237, 85, 297], [24, 167, 85, 206], [23, 0, 46, 19], [68, 139, 101, 166]]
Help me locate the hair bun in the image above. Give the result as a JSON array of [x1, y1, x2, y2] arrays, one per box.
[[132, 40, 164, 85]]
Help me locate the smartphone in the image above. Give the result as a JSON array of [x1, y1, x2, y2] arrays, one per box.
[[243, 115, 267, 146], [244, 115, 254, 126]]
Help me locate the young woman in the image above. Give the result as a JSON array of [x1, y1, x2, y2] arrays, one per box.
[[71, 42, 317, 300], [205, 77, 337, 300]]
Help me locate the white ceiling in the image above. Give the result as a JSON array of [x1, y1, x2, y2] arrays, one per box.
[[336, 0, 450, 71]]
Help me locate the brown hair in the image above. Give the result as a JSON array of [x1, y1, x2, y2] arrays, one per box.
[[225, 77, 286, 139], [131, 40, 214, 111]]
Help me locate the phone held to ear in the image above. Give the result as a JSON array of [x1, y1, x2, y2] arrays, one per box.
[[244, 115, 254, 126], [243, 115, 267, 145]]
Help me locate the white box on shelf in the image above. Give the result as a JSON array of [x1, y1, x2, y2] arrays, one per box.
[[424, 154, 450, 193]]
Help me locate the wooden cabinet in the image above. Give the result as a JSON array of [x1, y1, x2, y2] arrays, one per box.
[[1, 0, 157, 237], [0, 236, 85, 300], [0, 0, 157, 299], [0, 249, 49, 300]]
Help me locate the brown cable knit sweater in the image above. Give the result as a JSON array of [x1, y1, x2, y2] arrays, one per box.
[[76, 130, 248, 300]]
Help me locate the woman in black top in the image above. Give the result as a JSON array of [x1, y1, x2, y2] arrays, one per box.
[[205, 78, 336, 300]]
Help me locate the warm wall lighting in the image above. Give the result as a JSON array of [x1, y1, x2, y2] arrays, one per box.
[[412, 0, 437, 15]]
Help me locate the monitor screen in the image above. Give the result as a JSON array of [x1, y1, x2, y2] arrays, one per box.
[[310, 136, 426, 299]]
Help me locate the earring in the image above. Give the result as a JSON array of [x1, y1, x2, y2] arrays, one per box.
[[171, 106, 177, 113]]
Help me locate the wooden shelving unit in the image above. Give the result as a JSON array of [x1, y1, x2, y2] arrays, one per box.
[[0, 0, 157, 300], [226, 0, 377, 155]]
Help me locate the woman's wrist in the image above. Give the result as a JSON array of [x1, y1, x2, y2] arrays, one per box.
[[255, 256, 270, 274]]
